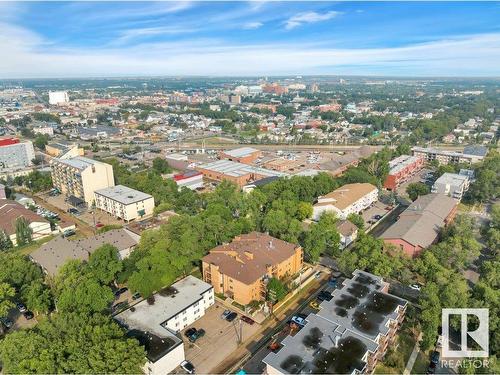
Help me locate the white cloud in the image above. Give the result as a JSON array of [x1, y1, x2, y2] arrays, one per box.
[[115, 25, 198, 44], [242, 21, 263, 30], [285, 11, 342, 30], [0, 23, 499, 78]]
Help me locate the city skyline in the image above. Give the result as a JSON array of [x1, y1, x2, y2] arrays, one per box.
[[1, 1, 500, 78]]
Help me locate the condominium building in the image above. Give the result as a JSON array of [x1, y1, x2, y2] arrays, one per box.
[[312, 183, 378, 221], [94, 185, 154, 222], [114, 276, 214, 375], [431, 173, 470, 201], [46, 141, 83, 159], [48, 91, 69, 105], [0, 138, 35, 170], [202, 232, 303, 305], [411, 146, 486, 165], [263, 270, 407, 375], [383, 155, 424, 191], [51, 156, 115, 205], [381, 194, 457, 257]]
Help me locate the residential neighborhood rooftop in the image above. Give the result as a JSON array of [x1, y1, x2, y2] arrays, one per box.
[[94, 184, 153, 205]]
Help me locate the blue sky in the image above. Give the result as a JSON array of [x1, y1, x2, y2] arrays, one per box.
[[0, 1, 499, 78]]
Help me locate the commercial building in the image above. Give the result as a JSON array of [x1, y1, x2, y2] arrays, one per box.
[[312, 183, 378, 221], [202, 232, 303, 305], [411, 146, 486, 165], [0, 138, 35, 170], [264, 158, 301, 172], [380, 194, 457, 257], [94, 185, 154, 222], [220, 147, 262, 164], [0, 200, 51, 246], [30, 229, 139, 275], [383, 155, 424, 191], [196, 160, 287, 188], [115, 276, 214, 375], [431, 173, 470, 201], [173, 170, 204, 190], [51, 156, 115, 205], [263, 270, 407, 375], [49, 91, 69, 105], [165, 153, 190, 170]]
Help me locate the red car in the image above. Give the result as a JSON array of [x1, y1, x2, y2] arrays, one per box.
[[96, 222, 104, 228], [241, 316, 255, 325]]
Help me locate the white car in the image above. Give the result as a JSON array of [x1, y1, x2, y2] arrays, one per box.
[[291, 316, 306, 327], [409, 284, 421, 291], [180, 360, 195, 374]]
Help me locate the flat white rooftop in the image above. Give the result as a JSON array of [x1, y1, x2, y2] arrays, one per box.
[[223, 147, 260, 158], [94, 185, 153, 205]]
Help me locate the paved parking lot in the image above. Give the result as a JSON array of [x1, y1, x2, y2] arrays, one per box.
[[362, 200, 392, 228], [180, 302, 260, 373]]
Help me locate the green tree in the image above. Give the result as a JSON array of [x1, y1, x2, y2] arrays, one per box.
[[21, 281, 52, 314], [0, 229, 13, 251], [406, 182, 430, 201], [0, 313, 146, 374], [0, 282, 15, 316], [152, 157, 172, 174], [303, 213, 340, 262], [296, 201, 313, 220], [87, 244, 123, 285], [347, 213, 365, 229], [267, 277, 288, 302], [57, 277, 114, 314], [15, 217, 33, 246]]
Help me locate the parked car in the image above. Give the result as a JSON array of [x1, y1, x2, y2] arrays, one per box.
[[63, 229, 76, 237], [427, 362, 436, 374], [317, 291, 333, 302], [431, 351, 440, 365], [67, 208, 80, 215], [114, 287, 128, 297], [23, 311, 34, 320], [188, 328, 205, 342], [291, 316, 306, 327], [409, 284, 421, 291], [113, 301, 128, 312], [226, 312, 238, 322], [16, 302, 27, 313], [95, 222, 104, 228], [373, 214, 382, 220], [132, 292, 141, 300], [241, 316, 255, 325], [184, 328, 197, 338], [0, 317, 13, 329], [221, 310, 231, 319], [268, 341, 281, 353], [327, 277, 337, 288], [309, 300, 320, 310], [314, 271, 322, 279], [180, 360, 195, 374]]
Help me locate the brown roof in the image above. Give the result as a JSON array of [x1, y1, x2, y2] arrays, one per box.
[[316, 183, 378, 210], [336, 220, 358, 237], [0, 200, 48, 235], [30, 229, 138, 276], [202, 232, 300, 284]]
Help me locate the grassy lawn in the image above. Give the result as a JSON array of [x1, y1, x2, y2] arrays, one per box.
[[189, 267, 202, 279], [412, 351, 429, 374], [375, 322, 419, 374], [14, 235, 55, 255], [374, 363, 400, 374]]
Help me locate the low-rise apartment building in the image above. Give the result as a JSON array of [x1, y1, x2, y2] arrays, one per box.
[[336, 220, 359, 249], [51, 156, 115, 205], [94, 185, 154, 221], [220, 147, 262, 164], [263, 270, 407, 375], [196, 160, 287, 188], [202, 232, 303, 305], [312, 183, 378, 221], [0, 200, 51, 246], [383, 155, 424, 191], [46, 141, 83, 159], [431, 172, 470, 201], [114, 276, 214, 375], [380, 194, 457, 257], [411, 146, 486, 165]]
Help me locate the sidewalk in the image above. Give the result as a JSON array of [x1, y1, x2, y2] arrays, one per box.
[[404, 332, 423, 375]]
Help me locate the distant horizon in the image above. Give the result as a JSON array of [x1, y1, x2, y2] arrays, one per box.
[[1, 2, 499, 78]]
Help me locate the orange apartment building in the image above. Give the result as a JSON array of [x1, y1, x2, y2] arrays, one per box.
[[202, 232, 303, 305]]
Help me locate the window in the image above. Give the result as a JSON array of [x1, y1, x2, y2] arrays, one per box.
[[183, 317, 188, 322], [194, 309, 200, 315]]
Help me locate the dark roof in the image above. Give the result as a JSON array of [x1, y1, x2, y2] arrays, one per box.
[[67, 195, 86, 207], [126, 330, 179, 363], [248, 175, 280, 187], [463, 145, 488, 157]]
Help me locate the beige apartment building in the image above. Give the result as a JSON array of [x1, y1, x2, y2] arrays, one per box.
[[94, 185, 154, 222], [202, 232, 303, 305], [51, 156, 115, 205]]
